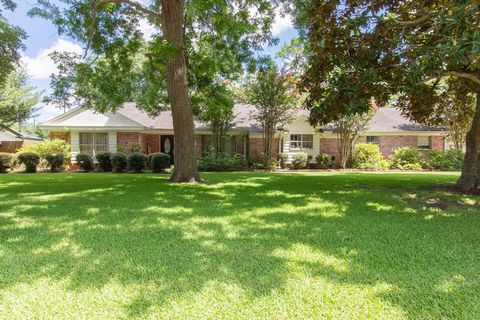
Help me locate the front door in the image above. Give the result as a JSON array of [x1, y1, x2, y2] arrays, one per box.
[[160, 135, 174, 164]]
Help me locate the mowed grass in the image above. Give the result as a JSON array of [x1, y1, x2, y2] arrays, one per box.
[[0, 172, 479, 319]]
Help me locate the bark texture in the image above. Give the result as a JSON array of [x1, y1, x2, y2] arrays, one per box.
[[456, 91, 480, 190], [161, 0, 200, 182]]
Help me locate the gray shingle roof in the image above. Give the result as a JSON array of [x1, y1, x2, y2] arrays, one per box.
[[105, 103, 443, 133]]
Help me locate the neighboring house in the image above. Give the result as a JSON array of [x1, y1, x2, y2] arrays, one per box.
[[38, 103, 446, 164], [0, 126, 43, 153]]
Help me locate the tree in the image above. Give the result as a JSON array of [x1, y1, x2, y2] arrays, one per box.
[[247, 63, 297, 165], [193, 83, 234, 154], [296, 0, 480, 190], [334, 111, 374, 169], [0, 68, 40, 128], [31, 0, 277, 182], [0, 1, 26, 86]]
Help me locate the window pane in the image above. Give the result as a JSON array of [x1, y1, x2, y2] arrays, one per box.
[[366, 136, 380, 144], [302, 134, 313, 149], [418, 136, 430, 149], [94, 133, 108, 153], [79, 133, 93, 154]]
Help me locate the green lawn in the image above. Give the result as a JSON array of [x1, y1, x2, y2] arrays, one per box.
[[0, 172, 479, 319]]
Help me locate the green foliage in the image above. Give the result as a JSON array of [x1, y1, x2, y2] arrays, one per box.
[[44, 153, 64, 172], [76, 153, 93, 172], [277, 153, 288, 169], [16, 152, 40, 173], [149, 152, 171, 173], [351, 143, 384, 170], [0, 2, 25, 87], [291, 152, 308, 170], [390, 147, 424, 171], [19, 139, 70, 161], [429, 149, 464, 171], [128, 152, 148, 173], [0, 68, 40, 127], [129, 142, 141, 153], [198, 153, 247, 172], [0, 152, 13, 173], [315, 153, 332, 169], [110, 152, 127, 173], [95, 152, 112, 172]]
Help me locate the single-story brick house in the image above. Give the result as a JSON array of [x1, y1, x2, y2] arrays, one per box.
[[38, 103, 446, 164], [0, 126, 43, 153]]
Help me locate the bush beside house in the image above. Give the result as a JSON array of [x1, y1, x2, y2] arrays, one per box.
[[315, 153, 333, 169], [291, 152, 308, 170], [76, 153, 94, 172], [0, 153, 13, 173], [45, 153, 64, 172], [351, 143, 385, 170], [198, 153, 247, 172], [149, 153, 171, 172], [128, 152, 148, 172], [96, 152, 112, 172], [428, 149, 464, 171], [17, 152, 40, 173], [110, 153, 128, 172]]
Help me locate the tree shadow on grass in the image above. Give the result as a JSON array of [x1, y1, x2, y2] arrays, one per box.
[[0, 172, 479, 318]]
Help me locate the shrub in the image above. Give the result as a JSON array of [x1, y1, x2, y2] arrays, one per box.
[[18, 139, 70, 160], [17, 152, 40, 173], [45, 153, 64, 172], [149, 152, 171, 173], [315, 153, 332, 169], [76, 153, 94, 172], [389, 147, 424, 170], [128, 152, 148, 172], [110, 152, 128, 172], [351, 143, 384, 170], [198, 153, 247, 172], [277, 153, 288, 169], [0, 152, 13, 173], [291, 152, 308, 170], [129, 142, 141, 153], [96, 152, 112, 172], [428, 149, 464, 171]]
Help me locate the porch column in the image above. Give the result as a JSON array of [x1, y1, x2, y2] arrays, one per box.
[[71, 131, 79, 163]]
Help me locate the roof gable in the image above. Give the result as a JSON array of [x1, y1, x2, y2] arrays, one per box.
[[40, 107, 145, 129]]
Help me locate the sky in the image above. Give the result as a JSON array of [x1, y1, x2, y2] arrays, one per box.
[[4, 0, 298, 123]]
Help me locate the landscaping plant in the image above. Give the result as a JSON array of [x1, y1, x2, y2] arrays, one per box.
[[351, 143, 384, 170], [277, 153, 288, 169], [0, 153, 13, 173], [198, 153, 247, 172], [389, 147, 425, 171], [128, 152, 148, 173], [75, 153, 94, 172], [96, 152, 112, 172], [149, 153, 171, 173], [110, 153, 128, 173], [291, 152, 308, 170], [16, 152, 40, 173], [315, 153, 333, 169], [429, 149, 464, 171], [44, 153, 64, 172]]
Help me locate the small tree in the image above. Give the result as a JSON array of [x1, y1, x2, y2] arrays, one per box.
[[193, 83, 234, 154], [334, 111, 374, 169], [247, 63, 297, 164], [0, 68, 40, 128]]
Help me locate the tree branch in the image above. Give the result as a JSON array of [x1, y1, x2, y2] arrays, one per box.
[[393, 11, 436, 27], [98, 0, 162, 22], [444, 71, 480, 86]]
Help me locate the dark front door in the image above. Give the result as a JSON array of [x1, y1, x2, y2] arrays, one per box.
[[160, 135, 174, 164]]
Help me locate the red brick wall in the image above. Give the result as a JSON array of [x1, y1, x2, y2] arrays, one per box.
[[235, 135, 246, 155], [117, 132, 139, 153], [141, 134, 160, 154], [431, 136, 445, 150], [248, 137, 279, 161], [376, 136, 417, 158], [320, 138, 339, 160]]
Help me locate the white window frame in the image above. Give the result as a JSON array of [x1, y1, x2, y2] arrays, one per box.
[[418, 136, 430, 149], [290, 134, 313, 150], [79, 132, 109, 156]]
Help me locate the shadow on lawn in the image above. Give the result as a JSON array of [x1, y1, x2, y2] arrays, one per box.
[[0, 172, 479, 318]]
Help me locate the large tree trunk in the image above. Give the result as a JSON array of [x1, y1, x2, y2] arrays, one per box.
[[161, 0, 200, 182], [456, 91, 480, 190]]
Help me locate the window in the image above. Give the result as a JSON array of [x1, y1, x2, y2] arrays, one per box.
[[79, 132, 109, 155], [418, 136, 430, 149], [290, 134, 313, 150], [366, 136, 380, 144]]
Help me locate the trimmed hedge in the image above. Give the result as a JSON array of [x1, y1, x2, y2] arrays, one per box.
[[0, 152, 13, 173], [76, 153, 94, 172], [198, 153, 247, 172], [291, 152, 308, 170], [96, 152, 112, 172], [149, 152, 170, 173], [429, 149, 464, 171], [128, 152, 148, 172], [110, 152, 128, 172], [315, 153, 332, 169], [17, 152, 40, 173], [351, 143, 384, 170], [45, 153, 64, 172], [389, 147, 424, 171]]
